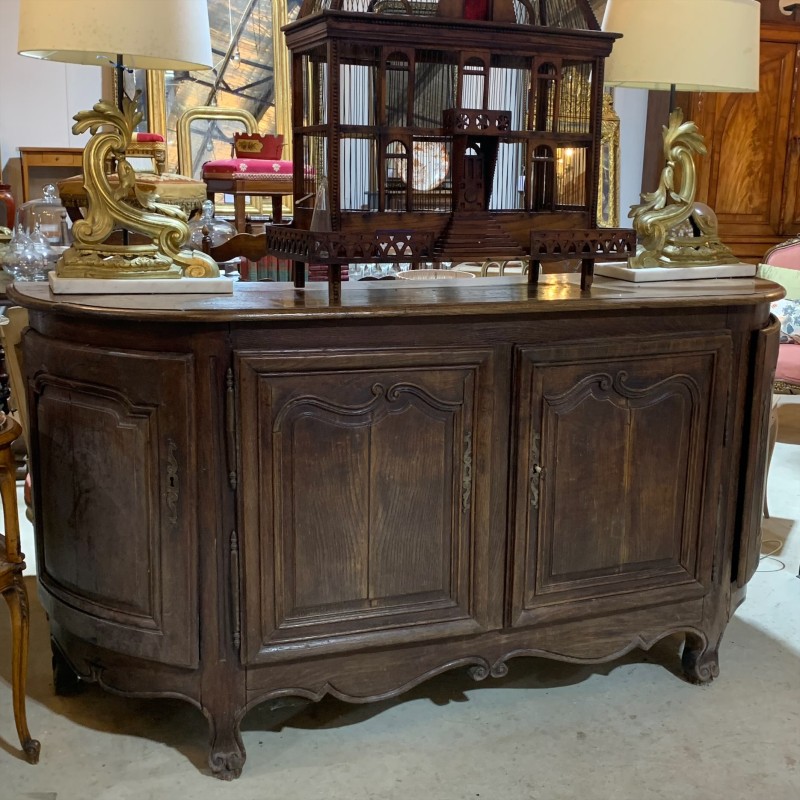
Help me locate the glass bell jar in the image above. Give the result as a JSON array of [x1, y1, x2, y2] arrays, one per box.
[[188, 200, 241, 276], [188, 200, 235, 249], [15, 184, 71, 248]]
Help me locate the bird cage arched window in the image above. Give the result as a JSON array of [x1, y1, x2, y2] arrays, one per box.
[[385, 52, 411, 128], [385, 140, 409, 210], [559, 62, 592, 134], [460, 57, 488, 109], [531, 144, 556, 211], [555, 146, 588, 209], [534, 62, 559, 132]]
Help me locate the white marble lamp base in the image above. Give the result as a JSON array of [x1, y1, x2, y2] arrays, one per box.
[[594, 262, 757, 282], [48, 273, 235, 295]]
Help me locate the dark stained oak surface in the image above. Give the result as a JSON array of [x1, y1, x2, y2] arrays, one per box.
[[8, 275, 784, 322], [13, 274, 781, 780]]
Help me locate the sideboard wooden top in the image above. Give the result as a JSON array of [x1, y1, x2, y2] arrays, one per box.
[[8, 274, 784, 323]]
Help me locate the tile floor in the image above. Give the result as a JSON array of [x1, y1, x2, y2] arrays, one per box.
[[2, 399, 799, 800]]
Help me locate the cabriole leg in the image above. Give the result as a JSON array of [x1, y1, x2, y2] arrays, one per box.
[[681, 631, 721, 685], [4, 582, 40, 763]]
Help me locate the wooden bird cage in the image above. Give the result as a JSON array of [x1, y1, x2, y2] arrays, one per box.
[[268, 0, 634, 290]]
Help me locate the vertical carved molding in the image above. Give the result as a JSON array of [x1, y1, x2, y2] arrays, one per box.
[[166, 438, 179, 524], [225, 368, 238, 491], [462, 430, 473, 514], [529, 431, 544, 510], [230, 530, 241, 651]]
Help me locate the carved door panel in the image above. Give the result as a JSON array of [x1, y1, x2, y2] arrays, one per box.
[[690, 37, 800, 256], [510, 334, 731, 629], [236, 347, 499, 664], [24, 332, 198, 668]]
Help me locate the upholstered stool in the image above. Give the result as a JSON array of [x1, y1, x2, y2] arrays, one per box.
[[58, 171, 207, 225], [201, 133, 293, 231]]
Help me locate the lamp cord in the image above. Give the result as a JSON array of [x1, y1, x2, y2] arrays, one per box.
[[115, 54, 126, 113], [114, 54, 129, 246]]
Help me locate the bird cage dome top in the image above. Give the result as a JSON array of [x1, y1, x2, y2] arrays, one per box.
[[297, 0, 600, 30]]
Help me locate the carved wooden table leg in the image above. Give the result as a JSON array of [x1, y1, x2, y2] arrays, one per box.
[[294, 261, 306, 288], [3, 583, 40, 763], [206, 705, 246, 780], [0, 418, 40, 764], [51, 638, 83, 696], [681, 631, 721, 685], [329, 264, 342, 304], [580, 258, 595, 290]]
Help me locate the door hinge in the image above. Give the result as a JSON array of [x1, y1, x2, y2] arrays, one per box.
[[165, 438, 179, 525], [462, 430, 473, 514], [530, 431, 545, 510], [230, 529, 241, 653], [225, 367, 238, 490]]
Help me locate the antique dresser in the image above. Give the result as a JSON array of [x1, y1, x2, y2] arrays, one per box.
[[9, 274, 780, 778]]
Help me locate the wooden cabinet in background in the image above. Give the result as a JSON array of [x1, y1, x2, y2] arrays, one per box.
[[683, 22, 800, 261]]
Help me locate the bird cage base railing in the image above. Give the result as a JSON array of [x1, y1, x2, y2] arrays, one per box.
[[529, 228, 637, 290]]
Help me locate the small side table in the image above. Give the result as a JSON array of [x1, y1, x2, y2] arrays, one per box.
[[19, 147, 84, 202]]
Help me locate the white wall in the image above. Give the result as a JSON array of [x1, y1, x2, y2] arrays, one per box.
[[0, 0, 101, 199], [614, 87, 648, 226], [0, 0, 648, 221]]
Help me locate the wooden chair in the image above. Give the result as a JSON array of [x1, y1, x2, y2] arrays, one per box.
[[177, 106, 293, 234], [759, 238, 800, 517], [0, 412, 40, 764]]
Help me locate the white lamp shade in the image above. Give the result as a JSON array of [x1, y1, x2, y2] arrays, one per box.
[[602, 0, 760, 93], [18, 0, 213, 71]]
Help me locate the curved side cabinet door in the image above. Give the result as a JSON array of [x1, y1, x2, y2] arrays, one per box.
[[24, 331, 199, 669]]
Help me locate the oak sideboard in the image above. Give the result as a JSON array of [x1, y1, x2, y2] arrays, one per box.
[[9, 275, 780, 779]]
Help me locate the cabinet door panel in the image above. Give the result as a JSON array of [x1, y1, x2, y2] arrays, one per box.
[[25, 332, 198, 668], [693, 41, 796, 240], [511, 335, 731, 628], [237, 348, 498, 664]]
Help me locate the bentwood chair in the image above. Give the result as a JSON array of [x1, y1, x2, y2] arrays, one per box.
[[0, 412, 40, 764]]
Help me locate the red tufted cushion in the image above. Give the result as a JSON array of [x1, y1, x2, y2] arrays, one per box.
[[132, 132, 165, 142], [775, 342, 800, 385], [202, 158, 294, 178], [234, 133, 283, 159]]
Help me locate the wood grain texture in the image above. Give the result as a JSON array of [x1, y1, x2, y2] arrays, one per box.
[[25, 333, 199, 668], [15, 281, 778, 778], [7, 275, 784, 323], [683, 22, 800, 260]]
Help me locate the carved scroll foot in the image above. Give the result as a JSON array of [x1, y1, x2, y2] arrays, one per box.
[[467, 661, 508, 682], [51, 639, 83, 696], [681, 632, 720, 685], [207, 711, 246, 780]]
